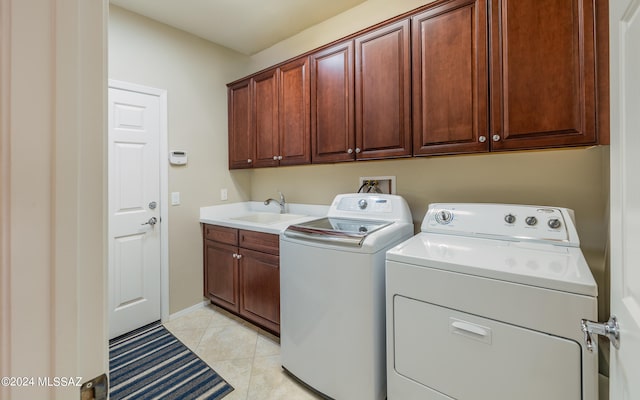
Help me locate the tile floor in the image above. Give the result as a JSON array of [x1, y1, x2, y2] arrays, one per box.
[[163, 303, 323, 400]]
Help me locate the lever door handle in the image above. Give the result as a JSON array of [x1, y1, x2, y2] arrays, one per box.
[[141, 217, 158, 226]]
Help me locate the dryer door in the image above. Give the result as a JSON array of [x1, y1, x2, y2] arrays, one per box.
[[392, 295, 581, 399]]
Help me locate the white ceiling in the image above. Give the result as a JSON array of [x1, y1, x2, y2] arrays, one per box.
[[110, 0, 367, 55]]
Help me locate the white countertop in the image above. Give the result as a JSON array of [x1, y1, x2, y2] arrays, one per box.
[[200, 201, 330, 234]]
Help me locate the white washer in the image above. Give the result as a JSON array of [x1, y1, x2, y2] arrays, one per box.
[[281, 193, 413, 400], [385, 203, 598, 400]]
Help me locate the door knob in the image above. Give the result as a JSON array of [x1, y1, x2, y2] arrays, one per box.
[[141, 217, 158, 226]]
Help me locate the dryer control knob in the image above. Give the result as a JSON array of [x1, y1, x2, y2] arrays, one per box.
[[435, 210, 453, 224], [548, 218, 562, 229], [525, 216, 538, 226], [358, 199, 368, 210], [504, 214, 516, 224]]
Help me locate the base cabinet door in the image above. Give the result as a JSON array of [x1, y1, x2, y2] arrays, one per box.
[[239, 248, 280, 334], [204, 240, 239, 313], [203, 224, 280, 335]]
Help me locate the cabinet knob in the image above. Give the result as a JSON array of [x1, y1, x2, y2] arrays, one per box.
[[355, 148, 361, 153], [347, 148, 353, 154], [273, 156, 278, 160], [492, 134, 501, 142], [247, 159, 252, 163], [479, 136, 487, 143], [278, 155, 283, 160], [232, 253, 237, 259], [236, 254, 243, 259]]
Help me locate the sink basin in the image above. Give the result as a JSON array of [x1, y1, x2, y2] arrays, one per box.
[[230, 212, 307, 225]]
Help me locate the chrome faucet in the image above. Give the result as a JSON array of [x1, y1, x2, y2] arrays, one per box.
[[264, 192, 286, 214]]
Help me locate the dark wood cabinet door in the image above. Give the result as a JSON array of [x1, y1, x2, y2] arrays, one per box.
[[489, 0, 597, 150], [252, 69, 280, 168], [413, 0, 489, 156], [356, 19, 411, 159], [279, 57, 311, 166], [311, 40, 355, 163], [228, 79, 254, 169], [204, 240, 239, 313], [238, 248, 280, 334]]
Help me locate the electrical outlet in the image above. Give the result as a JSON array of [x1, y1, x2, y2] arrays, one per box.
[[358, 176, 396, 194], [220, 188, 228, 201]]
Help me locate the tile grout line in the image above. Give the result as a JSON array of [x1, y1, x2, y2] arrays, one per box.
[[243, 327, 260, 400]]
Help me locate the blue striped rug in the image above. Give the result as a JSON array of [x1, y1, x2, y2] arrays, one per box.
[[109, 322, 233, 400]]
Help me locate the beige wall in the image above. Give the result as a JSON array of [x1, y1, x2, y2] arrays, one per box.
[[109, 6, 251, 313]]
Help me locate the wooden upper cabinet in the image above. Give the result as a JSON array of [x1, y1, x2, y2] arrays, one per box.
[[356, 19, 412, 159], [253, 69, 279, 168], [279, 57, 311, 166], [413, 0, 489, 156], [311, 41, 355, 163], [228, 79, 254, 169], [489, 0, 598, 150], [229, 58, 311, 169]]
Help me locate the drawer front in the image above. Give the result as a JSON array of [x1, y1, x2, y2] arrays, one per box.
[[203, 224, 238, 245], [239, 230, 279, 255]]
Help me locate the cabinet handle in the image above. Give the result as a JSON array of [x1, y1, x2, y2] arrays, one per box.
[[492, 134, 501, 142], [479, 136, 487, 143], [355, 148, 361, 153], [347, 148, 353, 154]]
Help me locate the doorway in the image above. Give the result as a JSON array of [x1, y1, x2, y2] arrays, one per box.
[[107, 80, 169, 339]]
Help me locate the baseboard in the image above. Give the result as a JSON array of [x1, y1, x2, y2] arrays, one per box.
[[167, 300, 209, 321]]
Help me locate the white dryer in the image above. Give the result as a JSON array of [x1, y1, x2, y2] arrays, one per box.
[[385, 203, 598, 400]]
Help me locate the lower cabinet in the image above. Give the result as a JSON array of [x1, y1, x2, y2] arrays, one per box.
[[203, 224, 280, 335]]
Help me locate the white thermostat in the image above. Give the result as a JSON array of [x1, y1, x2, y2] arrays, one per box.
[[169, 151, 188, 165]]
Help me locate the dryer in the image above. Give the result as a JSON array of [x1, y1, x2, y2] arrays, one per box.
[[385, 203, 598, 400]]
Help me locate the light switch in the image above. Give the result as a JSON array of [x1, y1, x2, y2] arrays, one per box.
[[171, 192, 180, 205]]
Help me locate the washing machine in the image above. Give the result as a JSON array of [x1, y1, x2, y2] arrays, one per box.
[[385, 203, 598, 400], [281, 193, 413, 400]]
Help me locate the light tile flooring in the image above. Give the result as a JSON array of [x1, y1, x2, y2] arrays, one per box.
[[163, 303, 323, 400]]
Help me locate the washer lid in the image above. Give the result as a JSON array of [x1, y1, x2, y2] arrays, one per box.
[[386, 233, 597, 297], [284, 217, 392, 247]]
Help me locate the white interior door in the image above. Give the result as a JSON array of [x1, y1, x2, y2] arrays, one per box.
[[609, 0, 640, 398], [108, 85, 162, 339]]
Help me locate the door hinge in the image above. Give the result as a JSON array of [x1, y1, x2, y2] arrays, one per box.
[[80, 374, 108, 400], [581, 316, 620, 352]]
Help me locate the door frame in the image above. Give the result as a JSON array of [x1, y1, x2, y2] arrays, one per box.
[[108, 79, 169, 324]]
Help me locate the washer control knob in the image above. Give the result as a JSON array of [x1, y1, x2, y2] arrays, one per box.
[[525, 216, 538, 226], [435, 210, 453, 225], [358, 199, 368, 210], [548, 218, 562, 229], [504, 214, 516, 224]]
